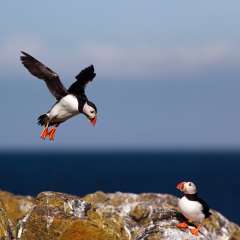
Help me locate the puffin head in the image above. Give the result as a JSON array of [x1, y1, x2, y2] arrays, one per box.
[[176, 181, 197, 195], [83, 101, 97, 126]]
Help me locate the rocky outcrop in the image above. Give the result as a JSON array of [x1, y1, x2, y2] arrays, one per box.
[[0, 191, 238, 240]]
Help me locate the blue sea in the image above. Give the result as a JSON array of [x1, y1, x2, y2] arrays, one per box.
[[0, 150, 239, 223]]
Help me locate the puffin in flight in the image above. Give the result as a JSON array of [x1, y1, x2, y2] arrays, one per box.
[[20, 51, 97, 141], [176, 181, 211, 236]]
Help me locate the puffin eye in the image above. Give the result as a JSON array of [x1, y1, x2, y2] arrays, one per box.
[[189, 183, 192, 186]]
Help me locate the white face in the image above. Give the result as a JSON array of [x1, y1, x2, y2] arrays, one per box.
[[177, 181, 197, 194], [83, 102, 97, 119], [183, 182, 197, 194]]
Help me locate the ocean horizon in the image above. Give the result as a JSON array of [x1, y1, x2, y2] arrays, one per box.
[[0, 149, 239, 223]]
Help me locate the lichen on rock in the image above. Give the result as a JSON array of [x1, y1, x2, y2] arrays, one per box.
[[0, 190, 238, 240]]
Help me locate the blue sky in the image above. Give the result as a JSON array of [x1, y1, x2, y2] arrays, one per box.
[[0, 1, 240, 149]]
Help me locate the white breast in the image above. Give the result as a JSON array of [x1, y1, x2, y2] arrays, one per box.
[[178, 196, 205, 223], [48, 95, 79, 122]]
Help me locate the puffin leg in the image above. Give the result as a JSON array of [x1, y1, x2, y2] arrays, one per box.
[[176, 222, 189, 229], [190, 224, 201, 236], [40, 123, 49, 140], [48, 125, 58, 141]]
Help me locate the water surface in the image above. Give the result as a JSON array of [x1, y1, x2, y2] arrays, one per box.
[[0, 150, 239, 223]]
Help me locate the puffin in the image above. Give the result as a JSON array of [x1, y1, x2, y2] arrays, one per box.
[[176, 181, 211, 236], [20, 51, 97, 141]]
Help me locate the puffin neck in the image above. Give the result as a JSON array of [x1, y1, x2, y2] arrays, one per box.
[[184, 193, 198, 201]]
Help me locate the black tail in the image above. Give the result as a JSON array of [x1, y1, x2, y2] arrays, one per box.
[[37, 114, 49, 126]]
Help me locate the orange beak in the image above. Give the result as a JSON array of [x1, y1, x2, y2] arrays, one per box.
[[90, 117, 97, 126], [176, 182, 185, 192]]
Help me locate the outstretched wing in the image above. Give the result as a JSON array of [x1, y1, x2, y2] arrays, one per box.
[[20, 51, 68, 100], [68, 65, 96, 95]]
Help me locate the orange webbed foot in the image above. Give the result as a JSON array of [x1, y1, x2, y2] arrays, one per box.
[[177, 222, 189, 229], [40, 128, 49, 140], [191, 227, 199, 236], [190, 225, 201, 236], [48, 127, 57, 141]]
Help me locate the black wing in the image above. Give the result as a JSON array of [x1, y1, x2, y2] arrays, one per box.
[[20, 51, 68, 100], [68, 65, 96, 95], [197, 197, 211, 218]]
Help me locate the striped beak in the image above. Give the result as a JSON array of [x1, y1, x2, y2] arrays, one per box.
[[90, 117, 97, 126], [176, 182, 185, 192]]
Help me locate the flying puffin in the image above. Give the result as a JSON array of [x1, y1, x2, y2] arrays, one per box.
[[20, 51, 97, 141], [176, 181, 211, 236]]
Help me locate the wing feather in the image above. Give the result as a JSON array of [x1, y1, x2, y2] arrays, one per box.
[[20, 51, 68, 100], [196, 196, 211, 218], [68, 65, 96, 95]]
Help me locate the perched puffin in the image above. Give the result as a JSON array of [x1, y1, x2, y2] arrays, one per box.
[[20, 51, 97, 141], [176, 181, 211, 236]]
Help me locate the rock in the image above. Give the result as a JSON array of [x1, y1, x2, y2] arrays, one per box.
[[0, 191, 34, 225], [0, 191, 34, 240], [0, 191, 238, 240]]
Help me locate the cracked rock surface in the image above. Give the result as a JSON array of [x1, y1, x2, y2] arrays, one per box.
[[0, 191, 238, 240]]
